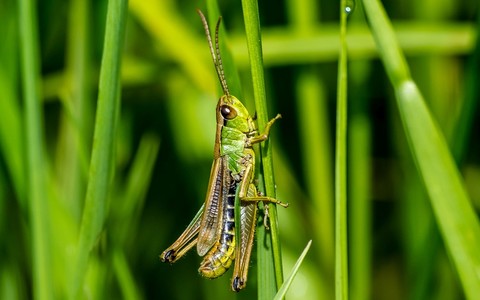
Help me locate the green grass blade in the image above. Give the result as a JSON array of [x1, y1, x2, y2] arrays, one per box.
[[395, 81, 480, 299], [287, 0, 335, 280], [114, 133, 160, 244], [450, 12, 480, 163], [69, 0, 128, 298], [296, 72, 334, 272], [231, 22, 476, 66], [274, 240, 313, 300], [256, 194, 277, 298], [0, 5, 26, 207], [17, 0, 53, 298], [335, 2, 349, 300], [56, 0, 93, 221], [241, 0, 284, 297], [113, 249, 142, 300], [349, 106, 372, 300], [362, 0, 480, 298], [129, 0, 215, 94], [121, 133, 160, 216]]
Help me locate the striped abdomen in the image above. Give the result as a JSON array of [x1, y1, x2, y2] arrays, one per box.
[[198, 181, 237, 278]]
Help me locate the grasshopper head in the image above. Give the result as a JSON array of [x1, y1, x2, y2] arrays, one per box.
[[217, 95, 255, 133]]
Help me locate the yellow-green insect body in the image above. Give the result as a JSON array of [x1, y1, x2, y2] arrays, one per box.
[[160, 10, 287, 292]]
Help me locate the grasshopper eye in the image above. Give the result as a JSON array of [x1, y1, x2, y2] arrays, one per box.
[[220, 105, 237, 120]]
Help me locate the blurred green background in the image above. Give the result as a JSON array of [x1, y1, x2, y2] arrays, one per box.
[[0, 0, 479, 299]]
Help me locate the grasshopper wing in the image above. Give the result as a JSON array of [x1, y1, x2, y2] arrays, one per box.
[[196, 157, 230, 256]]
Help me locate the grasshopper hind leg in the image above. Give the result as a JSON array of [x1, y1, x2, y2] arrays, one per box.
[[231, 183, 258, 292]]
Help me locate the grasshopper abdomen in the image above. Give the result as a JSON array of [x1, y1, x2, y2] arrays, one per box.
[[198, 178, 237, 278]]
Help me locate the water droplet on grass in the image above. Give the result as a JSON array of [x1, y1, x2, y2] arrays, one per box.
[[345, 0, 356, 15]]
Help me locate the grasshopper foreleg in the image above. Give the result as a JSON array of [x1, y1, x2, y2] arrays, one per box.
[[246, 114, 282, 146]]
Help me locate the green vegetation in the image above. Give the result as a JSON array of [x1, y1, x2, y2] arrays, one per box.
[[0, 0, 478, 299]]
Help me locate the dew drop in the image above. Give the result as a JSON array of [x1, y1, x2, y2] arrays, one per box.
[[344, 0, 356, 15]]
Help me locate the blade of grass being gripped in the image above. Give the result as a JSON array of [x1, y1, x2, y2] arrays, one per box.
[[274, 240, 313, 300], [335, 1, 350, 300], [18, 0, 53, 298], [241, 0, 285, 297], [68, 0, 128, 298], [362, 0, 480, 298]]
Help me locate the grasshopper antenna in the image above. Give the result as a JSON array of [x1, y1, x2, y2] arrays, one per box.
[[197, 9, 230, 96]]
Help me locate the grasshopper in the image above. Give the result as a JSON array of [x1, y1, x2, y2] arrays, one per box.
[[160, 10, 288, 292]]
